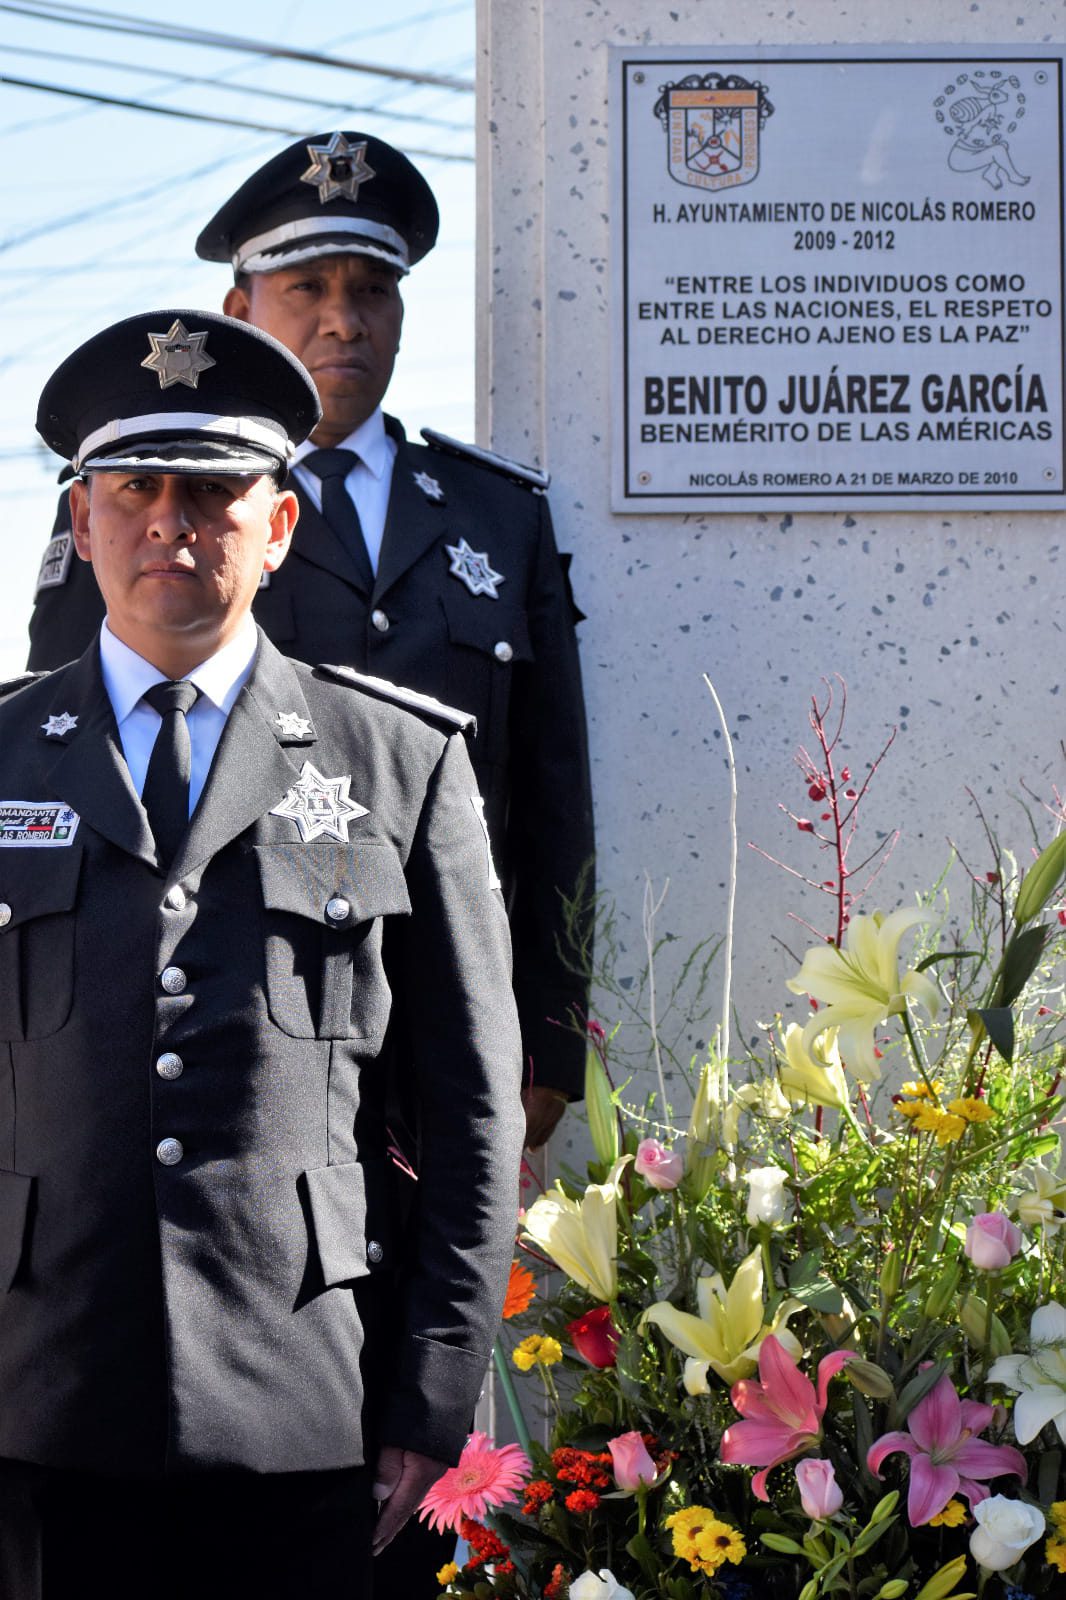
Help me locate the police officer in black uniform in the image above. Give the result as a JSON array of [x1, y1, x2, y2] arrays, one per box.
[[26, 133, 594, 1153], [0, 308, 524, 1600]]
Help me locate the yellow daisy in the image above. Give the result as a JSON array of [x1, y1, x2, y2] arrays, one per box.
[[512, 1333, 563, 1372], [929, 1498, 967, 1528], [947, 1097, 994, 1123]]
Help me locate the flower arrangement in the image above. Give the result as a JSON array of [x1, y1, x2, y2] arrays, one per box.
[[425, 683, 1066, 1600]]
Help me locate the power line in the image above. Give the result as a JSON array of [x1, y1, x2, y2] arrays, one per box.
[[4, 42, 472, 133], [0, 73, 475, 158], [0, 1, 475, 92]]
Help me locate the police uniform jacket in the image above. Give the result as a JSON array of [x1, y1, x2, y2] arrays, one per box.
[[27, 418, 594, 1096], [0, 632, 524, 1477]]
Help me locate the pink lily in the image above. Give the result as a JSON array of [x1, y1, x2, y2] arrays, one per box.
[[867, 1371, 1026, 1526], [719, 1334, 854, 1501]]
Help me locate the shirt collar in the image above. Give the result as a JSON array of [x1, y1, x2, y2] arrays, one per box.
[[99, 615, 259, 724], [292, 407, 392, 482]]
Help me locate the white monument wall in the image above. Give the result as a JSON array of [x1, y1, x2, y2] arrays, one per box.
[[477, 0, 1065, 1146]]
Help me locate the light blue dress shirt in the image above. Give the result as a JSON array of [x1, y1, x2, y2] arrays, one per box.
[[98, 616, 258, 814]]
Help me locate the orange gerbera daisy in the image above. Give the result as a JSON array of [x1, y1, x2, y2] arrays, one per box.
[[502, 1258, 536, 1318]]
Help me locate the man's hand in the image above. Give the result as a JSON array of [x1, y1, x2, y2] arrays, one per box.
[[371, 1445, 448, 1556], [522, 1084, 569, 1150]]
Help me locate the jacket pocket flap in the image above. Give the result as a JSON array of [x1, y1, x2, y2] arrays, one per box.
[[0, 844, 83, 930], [254, 842, 411, 924], [0, 1169, 33, 1292], [441, 594, 533, 661], [304, 1159, 391, 1286]]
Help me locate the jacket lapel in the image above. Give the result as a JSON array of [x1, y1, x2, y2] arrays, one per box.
[[173, 633, 317, 879], [41, 642, 158, 867], [289, 482, 371, 596], [372, 425, 449, 602]]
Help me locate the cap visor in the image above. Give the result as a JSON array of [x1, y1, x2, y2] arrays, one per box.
[[83, 439, 283, 476]]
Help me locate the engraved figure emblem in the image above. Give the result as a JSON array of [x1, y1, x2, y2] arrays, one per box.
[[932, 69, 1030, 190], [141, 319, 216, 390], [300, 133, 376, 205], [654, 72, 773, 192]]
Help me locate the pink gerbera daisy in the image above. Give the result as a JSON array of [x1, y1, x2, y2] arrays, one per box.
[[418, 1431, 531, 1533]]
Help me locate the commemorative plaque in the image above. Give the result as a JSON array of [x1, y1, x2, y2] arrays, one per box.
[[610, 46, 1066, 511]]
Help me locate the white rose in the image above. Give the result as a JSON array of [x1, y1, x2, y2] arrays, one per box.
[[569, 1571, 636, 1600], [745, 1164, 789, 1226], [969, 1494, 1045, 1572]]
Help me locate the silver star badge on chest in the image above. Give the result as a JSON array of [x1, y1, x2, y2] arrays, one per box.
[[270, 761, 368, 844], [445, 538, 505, 600], [413, 470, 444, 503], [275, 711, 314, 740], [300, 133, 376, 204], [41, 712, 78, 738], [141, 319, 216, 390]]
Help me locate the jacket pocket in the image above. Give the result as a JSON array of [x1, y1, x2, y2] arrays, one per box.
[[0, 1168, 33, 1291], [0, 845, 82, 1041], [303, 1157, 393, 1286], [254, 842, 411, 1040], [441, 594, 533, 765]]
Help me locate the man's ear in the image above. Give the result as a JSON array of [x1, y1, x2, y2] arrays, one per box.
[[69, 478, 94, 563], [223, 283, 252, 324], [263, 487, 299, 573]]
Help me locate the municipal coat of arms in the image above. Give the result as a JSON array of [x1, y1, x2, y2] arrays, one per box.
[[654, 72, 773, 192]]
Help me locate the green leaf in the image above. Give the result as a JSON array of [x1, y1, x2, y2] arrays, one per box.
[[997, 923, 1051, 1007], [966, 1006, 1014, 1064], [1014, 830, 1066, 924], [890, 1360, 949, 1428], [787, 1250, 845, 1313], [625, 1530, 660, 1582], [915, 949, 980, 970]]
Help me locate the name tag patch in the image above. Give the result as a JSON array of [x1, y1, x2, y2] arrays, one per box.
[[0, 802, 80, 847], [35, 532, 74, 594]]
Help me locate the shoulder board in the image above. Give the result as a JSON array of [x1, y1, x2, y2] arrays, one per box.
[[315, 664, 476, 736], [419, 428, 550, 493], [0, 671, 48, 701]]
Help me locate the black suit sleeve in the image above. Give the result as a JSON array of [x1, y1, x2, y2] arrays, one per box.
[[506, 495, 594, 1100], [26, 490, 105, 671], [377, 732, 524, 1463]]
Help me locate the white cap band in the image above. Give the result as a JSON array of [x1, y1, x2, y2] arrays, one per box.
[[74, 411, 294, 471], [233, 215, 410, 276]]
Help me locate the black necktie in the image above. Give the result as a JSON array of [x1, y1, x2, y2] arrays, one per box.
[[301, 447, 374, 589], [142, 679, 200, 868]]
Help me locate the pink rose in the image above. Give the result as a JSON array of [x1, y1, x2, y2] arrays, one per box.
[[965, 1212, 1023, 1270], [634, 1138, 683, 1191], [795, 1457, 844, 1520], [607, 1431, 658, 1492]]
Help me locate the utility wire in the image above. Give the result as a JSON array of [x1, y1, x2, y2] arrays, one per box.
[[0, 73, 475, 159], [0, 1, 475, 92], [4, 43, 472, 133]]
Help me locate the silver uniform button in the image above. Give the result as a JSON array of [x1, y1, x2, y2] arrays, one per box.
[[371, 609, 390, 633], [156, 1137, 184, 1166], [325, 896, 351, 923], [366, 1240, 384, 1265], [0, 904, 11, 929], [156, 1052, 183, 1080], [493, 641, 513, 663], [160, 966, 187, 995], [164, 885, 187, 911]]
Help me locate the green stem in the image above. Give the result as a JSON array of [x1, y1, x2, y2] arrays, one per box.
[[980, 1272, 999, 1392], [901, 1007, 935, 1092], [492, 1342, 533, 1458]]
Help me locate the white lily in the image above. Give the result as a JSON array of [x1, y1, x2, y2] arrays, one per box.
[[521, 1155, 632, 1301], [1014, 1155, 1066, 1233], [786, 907, 940, 1082], [641, 1245, 803, 1386], [779, 1023, 850, 1111], [989, 1301, 1066, 1443]]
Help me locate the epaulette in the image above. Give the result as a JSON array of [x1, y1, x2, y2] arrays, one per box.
[[316, 664, 476, 736], [0, 671, 48, 701], [420, 428, 550, 493]]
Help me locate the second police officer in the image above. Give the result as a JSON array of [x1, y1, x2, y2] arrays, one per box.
[[26, 131, 594, 1150]]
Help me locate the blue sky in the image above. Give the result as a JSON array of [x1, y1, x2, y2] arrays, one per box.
[[0, 0, 476, 669]]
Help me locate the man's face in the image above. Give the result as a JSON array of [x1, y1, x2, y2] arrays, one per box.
[[224, 256, 404, 446], [70, 470, 297, 673]]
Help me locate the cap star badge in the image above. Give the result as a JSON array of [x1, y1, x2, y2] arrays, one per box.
[[141, 319, 216, 390], [413, 469, 444, 503], [300, 133, 376, 205], [41, 712, 78, 738], [275, 711, 314, 740], [270, 761, 368, 844], [445, 538, 505, 600]]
